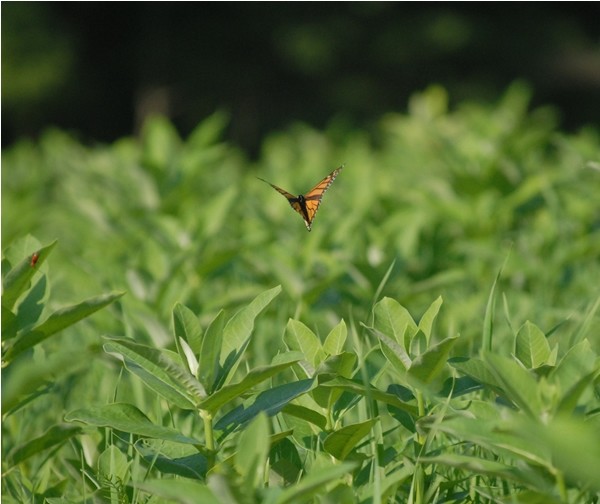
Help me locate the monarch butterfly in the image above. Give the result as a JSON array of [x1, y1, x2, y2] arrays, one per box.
[[258, 166, 343, 231]]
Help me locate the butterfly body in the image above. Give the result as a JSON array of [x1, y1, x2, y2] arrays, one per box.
[[258, 166, 343, 231]]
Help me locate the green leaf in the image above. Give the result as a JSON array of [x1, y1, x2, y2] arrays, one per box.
[[273, 460, 357, 504], [408, 335, 458, 384], [173, 303, 203, 357], [98, 445, 130, 483], [284, 319, 325, 368], [417, 296, 442, 344], [200, 309, 226, 394], [515, 321, 551, 369], [135, 439, 208, 479], [2, 240, 56, 311], [323, 319, 347, 356], [281, 403, 327, 430], [419, 453, 525, 482], [7, 424, 81, 466], [4, 291, 124, 362], [2, 349, 91, 415], [363, 323, 411, 374], [485, 353, 542, 418], [137, 479, 220, 504], [324, 418, 378, 460], [512, 415, 600, 492], [214, 379, 315, 433], [104, 338, 205, 410], [317, 377, 418, 416], [219, 286, 281, 385], [555, 368, 599, 415], [198, 357, 301, 415], [449, 357, 502, 390], [312, 352, 357, 408], [550, 338, 597, 392], [65, 403, 201, 444], [235, 413, 270, 491], [482, 256, 508, 353], [373, 297, 418, 349]]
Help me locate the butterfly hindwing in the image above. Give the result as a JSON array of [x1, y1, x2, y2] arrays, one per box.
[[258, 166, 343, 231]]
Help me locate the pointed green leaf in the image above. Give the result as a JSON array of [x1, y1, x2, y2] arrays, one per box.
[[198, 357, 300, 414], [323, 319, 347, 356], [550, 338, 597, 392], [200, 309, 226, 393], [137, 479, 220, 504], [135, 439, 208, 479], [515, 321, 551, 369], [7, 424, 81, 466], [281, 403, 327, 430], [285, 319, 324, 368], [104, 338, 205, 410], [236, 413, 270, 491], [4, 291, 124, 362], [449, 357, 501, 389], [65, 403, 200, 444], [2, 240, 56, 311], [485, 353, 541, 418], [274, 460, 356, 504], [363, 323, 411, 373], [408, 335, 458, 384], [317, 377, 418, 416], [173, 303, 203, 356], [373, 297, 417, 349], [324, 418, 378, 460], [220, 286, 281, 384], [482, 257, 508, 352], [98, 445, 129, 483], [2, 349, 91, 415], [417, 296, 443, 343], [214, 379, 315, 432]]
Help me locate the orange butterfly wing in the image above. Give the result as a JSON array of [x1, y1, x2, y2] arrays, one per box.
[[258, 165, 343, 231]]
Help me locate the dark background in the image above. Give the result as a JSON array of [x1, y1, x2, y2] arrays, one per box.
[[3, 3, 599, 156]]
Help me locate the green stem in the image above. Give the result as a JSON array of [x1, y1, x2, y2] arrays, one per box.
[[200, 409, 215, 468]]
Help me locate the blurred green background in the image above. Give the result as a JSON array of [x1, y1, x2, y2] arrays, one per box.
[[3, 3, 599, 154], [2, 3, 600, 340], [2, 6, 600, 501]]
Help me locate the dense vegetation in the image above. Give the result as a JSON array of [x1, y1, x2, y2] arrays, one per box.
[[2, 83, 600, 503]]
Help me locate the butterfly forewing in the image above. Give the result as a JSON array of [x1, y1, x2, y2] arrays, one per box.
[[258, 166, 343, 231]]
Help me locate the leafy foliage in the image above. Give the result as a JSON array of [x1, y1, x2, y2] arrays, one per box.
[[2, 83, 599, 503]]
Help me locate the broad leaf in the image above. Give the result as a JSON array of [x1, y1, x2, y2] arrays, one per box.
[[2, 240, 56, 311], [417, 296, 443, 344], [485, 353, 541, 418], [408, 335, 458, 384], [198, 357, 300, 415], [219, 286, 281, 385], [104, 338, 205, 410], [323, 319, 347, 356], [214, 379, 315, 433], [7, 424, 81, 466], [4, 291, 124, 362], [324, 418, 378, 460], [515, 321, 550, 369], [284, 319, 325, 368], [137, 479, 220, 504], [65, 403, 200, 444]]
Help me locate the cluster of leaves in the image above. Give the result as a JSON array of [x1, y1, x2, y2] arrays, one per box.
[[2, 82, 600, 502]]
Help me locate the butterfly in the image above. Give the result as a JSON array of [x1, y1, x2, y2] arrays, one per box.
[[258, 166, 343, 231]]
